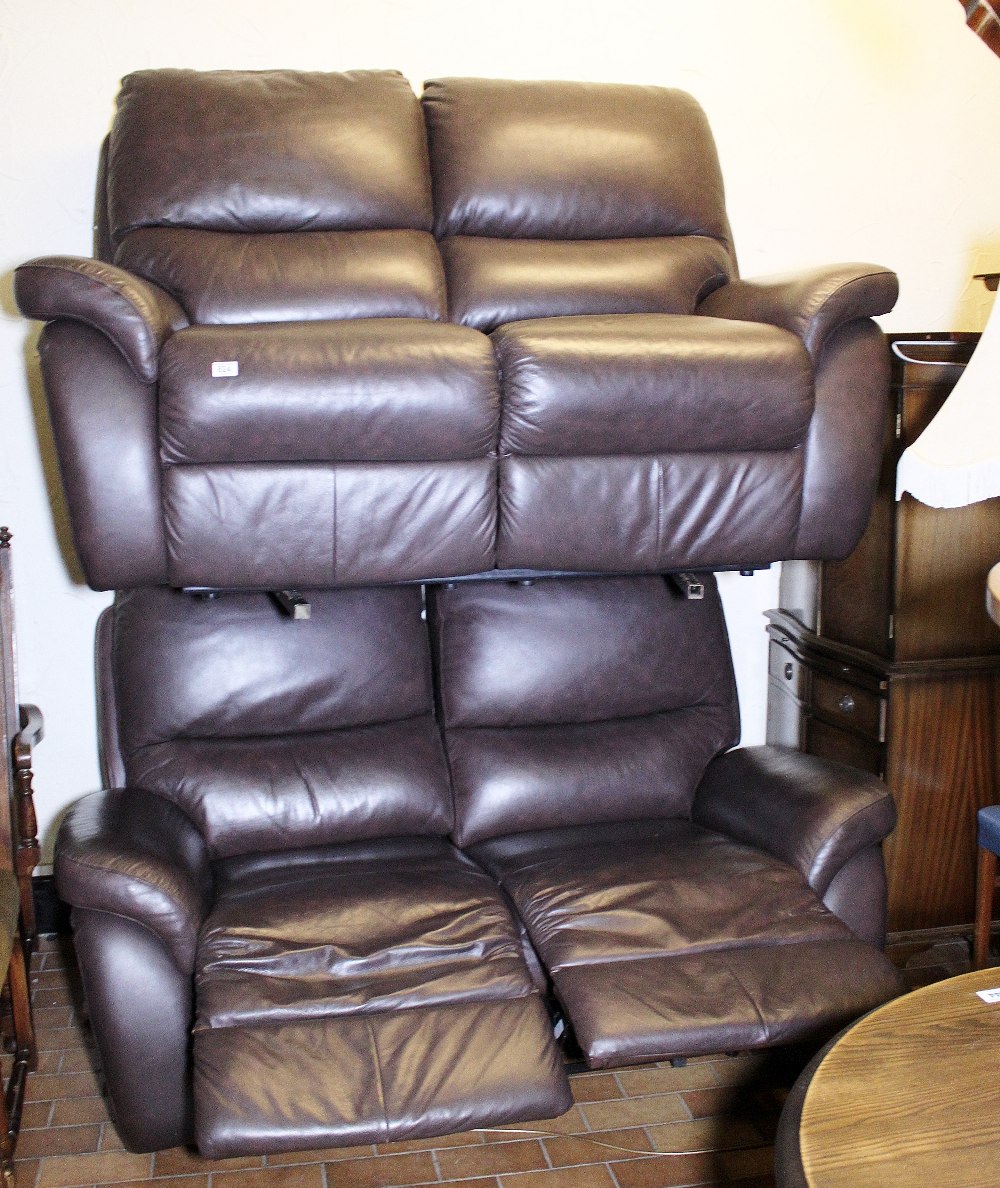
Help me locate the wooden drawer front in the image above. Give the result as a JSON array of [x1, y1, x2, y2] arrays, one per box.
[[768, 641, 807, 700], [806, 718, 884, 778], [811, 673, 884, 741]]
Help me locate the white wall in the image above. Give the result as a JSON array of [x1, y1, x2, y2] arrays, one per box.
[[1, 0, 998, 861]]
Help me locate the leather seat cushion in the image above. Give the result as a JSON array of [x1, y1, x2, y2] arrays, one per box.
[[470, 819, 903, 1065], [159, 319, 497, 464], [193, 837, 571, 1156], [198, 839, 537, 1025], [493, 313, 813, 455]]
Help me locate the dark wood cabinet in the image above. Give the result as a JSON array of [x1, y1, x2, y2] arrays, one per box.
[[768, 333, 1000, 932]]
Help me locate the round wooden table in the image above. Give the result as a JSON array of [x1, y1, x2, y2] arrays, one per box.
[[799, 968, 1000, 1186]]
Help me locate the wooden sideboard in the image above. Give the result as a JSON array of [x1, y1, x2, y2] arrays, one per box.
[[768, 333, 1000, 932]]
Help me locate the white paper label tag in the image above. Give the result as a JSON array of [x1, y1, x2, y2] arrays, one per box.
[[976, 987, 1000, 1003], [211, 361, 239, 378]]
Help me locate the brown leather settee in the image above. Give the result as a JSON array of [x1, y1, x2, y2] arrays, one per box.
[[16, 69, 902, 1157]]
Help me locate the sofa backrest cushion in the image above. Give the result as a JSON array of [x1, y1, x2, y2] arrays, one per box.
[[107, 586, 452, 858], [105, 69, 445, 322], [422, 78, 736, 329], [430, 575, 740, 846]]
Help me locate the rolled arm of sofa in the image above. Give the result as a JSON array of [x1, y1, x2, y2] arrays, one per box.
[[14, 256, 188, 383], [55, 789, 213, 974], [691, 745, 896, 897], [696, 264, 898, 362]]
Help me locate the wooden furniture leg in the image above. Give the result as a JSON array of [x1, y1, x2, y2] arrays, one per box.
[[974, 845, 998, 968]]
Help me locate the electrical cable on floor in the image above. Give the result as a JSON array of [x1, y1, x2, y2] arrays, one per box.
[[472, 1126, 771, 1157]]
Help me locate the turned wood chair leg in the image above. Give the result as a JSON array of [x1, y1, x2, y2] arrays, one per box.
[[974, 846, 998, 969]]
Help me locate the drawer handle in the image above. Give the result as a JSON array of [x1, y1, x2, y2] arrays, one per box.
[[838, 694, 857, 715], [784, 663, 794, 681]]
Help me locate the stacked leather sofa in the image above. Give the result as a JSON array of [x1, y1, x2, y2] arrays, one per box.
[[16, 68, 904, 1157]]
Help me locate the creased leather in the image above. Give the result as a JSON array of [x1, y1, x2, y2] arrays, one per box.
[[431, 576, 740, 845], [195, 995, 570, 1157], [55, 790, 212, 973], [471, 820, 902, 1065], [441, 235, 733, 331], [423, 77, 735, 250], [696, 264, 899, 362], [117, 227, 447, 324], [158, 319, 498, 464], [692, 744, 898, 897], [494, 313, 813, 455], [108, 69, 433, 243], [14, 255, 188, 382]]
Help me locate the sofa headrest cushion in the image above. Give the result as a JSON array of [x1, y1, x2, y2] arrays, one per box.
[[423, 78, 733, 248], [106, 69, 434, 246]]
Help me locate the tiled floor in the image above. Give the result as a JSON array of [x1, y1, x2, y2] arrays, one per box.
[[7, 937, 795, 1188]]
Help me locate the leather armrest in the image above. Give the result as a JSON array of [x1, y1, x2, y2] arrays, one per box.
[[696, 264, 899, 361], [14, 256, 188, 383], [691, 745, 897, 896], [55, 790, 212, 973]]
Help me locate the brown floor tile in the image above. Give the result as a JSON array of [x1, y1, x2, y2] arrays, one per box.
[[707, 1055, 773, 1087], [266, 1142, 377, 1163], [375, 1130, 484, 1154], [36, 1027, 86, 1054], [35, 1148, 154, 1187], [26, 1070, 102, 1103], [568, 1072, 624, 1103], [48, 1096, 111, 1126], [324, 1149, 437, 1187], [499, 1165, 616, 1187], [610, 1151, 719, 1187], [647, 1116, 763, 1155], [32, 1006, 74, 1031], [437, 1137, 548, 1179], [112, 1180, 209, 1188], [31, 987, 73, 1010], [58, 1047, 99, 1074], [433, 1181, 500, 1188], [543, 1128, 652, 1166], [153, 1145, 264, 1174], [716, 1144, 774, 1181], [214, 1166, 326, 1187], [615, 1063, 720, 1095], [580, 1092, 690, 1131], [481, 1106, 587, 1140], [99, 1122, 128, 1151], [682, 1086, 743, 1120], [11, 1159, 39, 1188], [16, 1122, 101, 1158], [20, 1101, 53, 1129], [32, 1050, 62, 1075]]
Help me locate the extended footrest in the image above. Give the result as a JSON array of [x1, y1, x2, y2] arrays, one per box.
[[194, 994, 569, 1158]]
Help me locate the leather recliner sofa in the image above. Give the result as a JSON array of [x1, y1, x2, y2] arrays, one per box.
[[16, 68, 903, 1157], [15, 69, 899, 589]]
